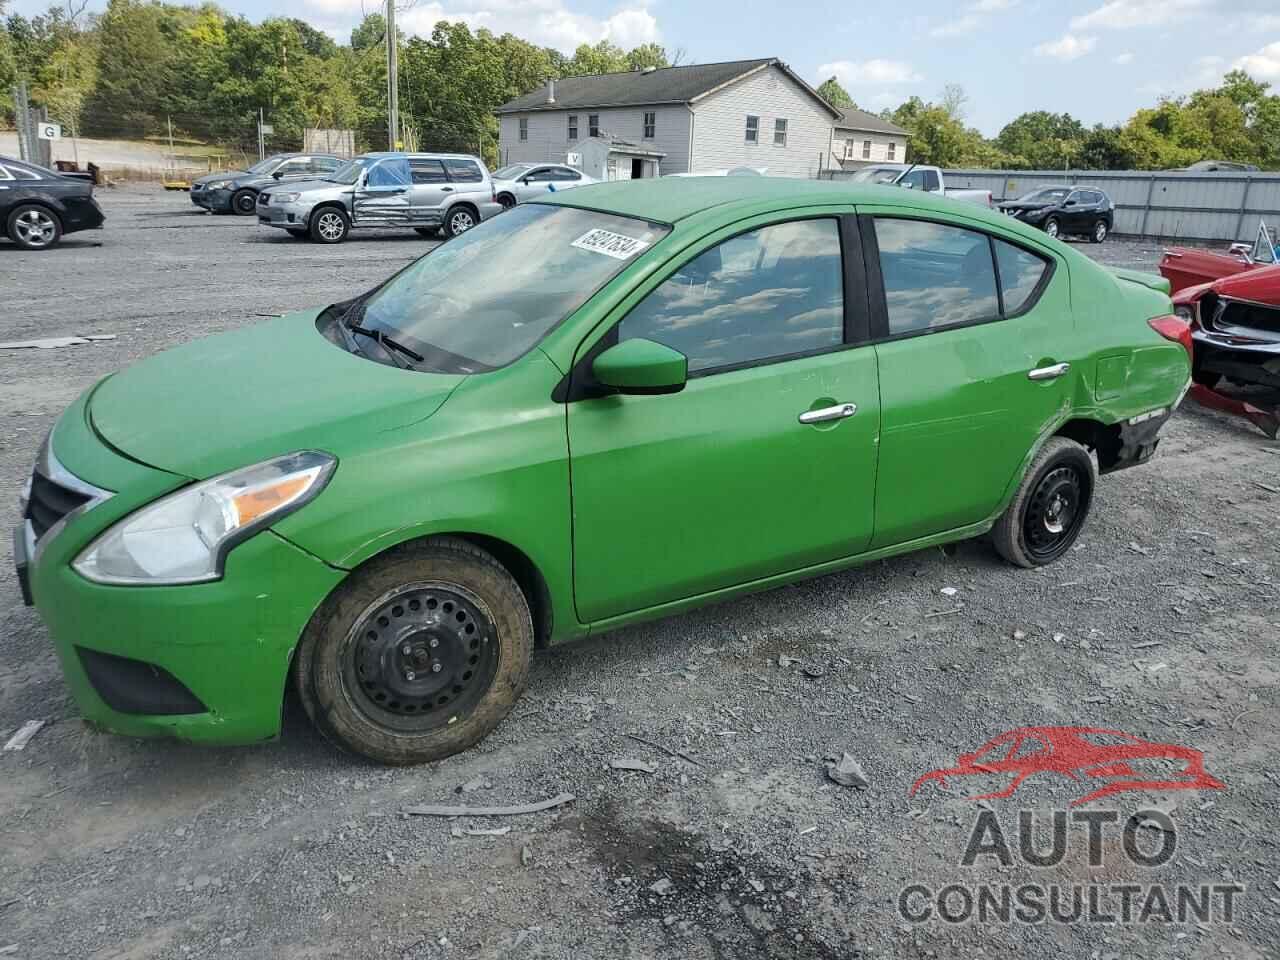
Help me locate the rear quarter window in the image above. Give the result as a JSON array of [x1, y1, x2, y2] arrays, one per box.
[[994, 240, 1050, 315]]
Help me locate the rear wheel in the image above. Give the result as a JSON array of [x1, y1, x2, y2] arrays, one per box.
[[992, 437, 1095, 568], [443, 205, 477, 239], [294, 537, 533, 765], [231, 189, 258, 216], [1043, 217, 1061, 240], [7, 204, 62, 250], [1090, 219, 1109, 244], [310, 207, 350, 244]]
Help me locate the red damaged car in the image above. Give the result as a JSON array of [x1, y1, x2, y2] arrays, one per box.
[[1160, 227, 1280, 437]]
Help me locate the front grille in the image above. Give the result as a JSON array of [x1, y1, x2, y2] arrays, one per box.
[[26, 470, 91, 540]]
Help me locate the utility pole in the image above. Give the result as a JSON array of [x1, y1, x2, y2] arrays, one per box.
[[167, 115, 175, 178], [258, 107, 266, 162], [385, 0, 399, 150]]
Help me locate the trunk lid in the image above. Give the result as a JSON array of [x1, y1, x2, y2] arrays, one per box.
[[1108, 267, 1171, 296]]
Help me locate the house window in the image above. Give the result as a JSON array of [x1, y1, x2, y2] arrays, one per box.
[[774, 118, 787, 146], [568, 115, 578, 140], [643, 111, 656, 139], [589, 114, 600, 137], [519, 118, 528, 142], [887, 141, 896, 160], [862, 140, 872, 159], [745, 115, 759, 143]]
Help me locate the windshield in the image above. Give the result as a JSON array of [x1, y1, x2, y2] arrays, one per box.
[[1018, 188, 1069, 204], [492, 163, 534, 180], [246, 156, 282, 175], [356, 204, 669, 371], [850, 166, 905, 185], [326, 157, 375, 184]]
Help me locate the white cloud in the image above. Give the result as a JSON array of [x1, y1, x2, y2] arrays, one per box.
[[1233, 41, 1280, 80], [1070, 0, 1208, 31], [930, 15, 980, 37], [1033, 33, 1097, 61], [817, 58, 923, 86], [304, 0, 659, 53], [972, 0, 1020, 10], [1113, 51, 1134, 64]]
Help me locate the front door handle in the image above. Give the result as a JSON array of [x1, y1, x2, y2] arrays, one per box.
[[799, 402, 857, 425], [441, 186, 454, 192], [1028, 362, 1070, 381]]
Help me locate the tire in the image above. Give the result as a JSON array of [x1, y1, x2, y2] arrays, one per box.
[[1043, 217, 1061, 240], [992, 437, 1096, 569], [443, 205, 478, 239], [1090, 219, 1108, 244], [7, 204, 63, 250], [309, 206, 350, 244], [231, 188, 258, 216], [496, 193, 516, 210], [293, 537, 533, 765], [285, 228, 308, 239], [414, 227, 439, 238]]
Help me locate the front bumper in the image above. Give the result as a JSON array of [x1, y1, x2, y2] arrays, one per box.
[[192, 187, 233, 212], [18, 392, 345, 745], [257, 199, 315, 229]]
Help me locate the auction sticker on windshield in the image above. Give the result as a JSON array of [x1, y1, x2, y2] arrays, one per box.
[[571, 228, 651, 260]]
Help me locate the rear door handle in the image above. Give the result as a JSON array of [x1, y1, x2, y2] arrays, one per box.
[[441, 186, 454, 192], [799, 402, 857, 424], [1028, 362, 1070, 381]]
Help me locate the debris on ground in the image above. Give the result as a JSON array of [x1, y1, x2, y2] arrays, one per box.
[[403, 793, 575, 818], [455, 776, 492, 794], [824, 753, 870, 789], [3, 720, 46, 752], [940, 587, 959, 597], [777, 655, 800, 668], [0, 335, 116, 351], [625, 733, 702, 767], [802, 665, 825, 679], [609, 758, 658, 774], [451, 826, 512, 838], [649, 878, 674, 896]]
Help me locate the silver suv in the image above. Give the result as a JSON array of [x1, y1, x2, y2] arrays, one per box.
[[257, 152, 502, 243]]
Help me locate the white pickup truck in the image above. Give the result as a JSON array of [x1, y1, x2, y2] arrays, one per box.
[[848, 163, 993, 207]]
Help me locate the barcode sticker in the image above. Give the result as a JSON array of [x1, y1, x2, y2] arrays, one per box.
[[571, 228, 651, 260]]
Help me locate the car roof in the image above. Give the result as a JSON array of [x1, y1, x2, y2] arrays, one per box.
[[359, 151, 483, 161], [535, 176, 1002, 226]]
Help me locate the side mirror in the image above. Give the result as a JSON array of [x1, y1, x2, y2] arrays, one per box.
[[272, 171, 283, 180], [1064, 199, 1077, 206], [592, 339, 687, 396]]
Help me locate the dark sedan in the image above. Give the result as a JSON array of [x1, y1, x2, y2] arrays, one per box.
[[999, 185, 1114, 243], [191, 153, 342, 215], [1, 155, 104, 250]]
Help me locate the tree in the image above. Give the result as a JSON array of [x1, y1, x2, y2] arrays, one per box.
[[995, 111, 1086, 168], [939, 83, 968, 121], [83, 0, 176, 137], [816, 76, 855, 109], [567, 40, 627, 76], [625, 42, 669, 71]]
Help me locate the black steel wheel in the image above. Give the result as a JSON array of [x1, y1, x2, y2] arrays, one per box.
[[232, 188, 258, 215], [992, 437, 1095, 568], [294, 537, 533, 765]]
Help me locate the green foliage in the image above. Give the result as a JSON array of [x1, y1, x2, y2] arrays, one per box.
[[816, 76, 855, 109]]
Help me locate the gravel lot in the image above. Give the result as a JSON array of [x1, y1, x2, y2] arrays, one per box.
[[1, 187, 1278, 960]]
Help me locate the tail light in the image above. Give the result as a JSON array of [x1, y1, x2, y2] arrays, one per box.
[[1149, 314, 1193, 359]]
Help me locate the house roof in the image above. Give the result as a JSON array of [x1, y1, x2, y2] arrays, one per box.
[[495, 58, 841, 119], [833, 107, 907, 136]]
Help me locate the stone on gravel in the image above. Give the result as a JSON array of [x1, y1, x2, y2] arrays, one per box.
[[825, 753, 870, 789]]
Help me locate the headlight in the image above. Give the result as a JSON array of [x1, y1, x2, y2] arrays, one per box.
[[206, 180, 232, 190], [1174, 303, 1197, 325], [74, 451, 335, 586], [274, 192, 302, 203]]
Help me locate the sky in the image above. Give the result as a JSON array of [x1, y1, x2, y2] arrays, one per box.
[[11, 0, 1280, 136]]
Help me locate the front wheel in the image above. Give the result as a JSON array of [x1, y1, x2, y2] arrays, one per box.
[[231, 189, 258, 215], [443, 205, 477, 239], [1043, 217, 1061, 240], [7, 204, 62, 250], [1090, 219, 1109, 244], [992, 437, 1095, 568], [294, 537, 533, 765], [309, 207, 350, 244]]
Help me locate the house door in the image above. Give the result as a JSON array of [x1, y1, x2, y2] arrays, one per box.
[[631, 158, 644, 179]]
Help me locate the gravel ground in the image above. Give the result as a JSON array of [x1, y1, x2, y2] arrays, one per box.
[[1, 187, 1278, 960]]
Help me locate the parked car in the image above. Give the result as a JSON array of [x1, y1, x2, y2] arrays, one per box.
[[1172, 160, 1260, 173], [1164, 261, 1280, 438], [17, 178, 1191, 764], [190, 153, 342, 215], [1160, 221, 1278, 294], [258, 152, 501, 243], [999, 186, 1115, 242], [490, 163, 595, 208], [0, 154, 104, 250], [848, 163, 993, 206]]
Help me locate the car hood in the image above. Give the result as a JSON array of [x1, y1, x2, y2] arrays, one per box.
[[193, 170, 249, 186], [1000, 201, 1054, 211], [89, 310, 466, 479], [276, 178, 349, 195], [1208, 262, 1280, 302]]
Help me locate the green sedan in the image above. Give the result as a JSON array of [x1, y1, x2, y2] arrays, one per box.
[[16, 178, 1191, 764]]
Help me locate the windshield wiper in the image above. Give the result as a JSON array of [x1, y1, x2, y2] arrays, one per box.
[[347, 324, 425, 368]]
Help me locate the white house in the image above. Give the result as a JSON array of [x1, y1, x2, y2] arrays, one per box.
[[495, 58, 842, 179], [828, 107, 910, 169]]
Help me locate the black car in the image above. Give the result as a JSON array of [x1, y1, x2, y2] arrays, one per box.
[[1, 155, 104, 251], [999, 185, 1114, 243], [190, 153, 342, 215]]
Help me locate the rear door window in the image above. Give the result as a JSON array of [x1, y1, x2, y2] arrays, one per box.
[[443, 159, 484, 182], [873, 218, 999, 334], [409, 159, 448, 184]]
